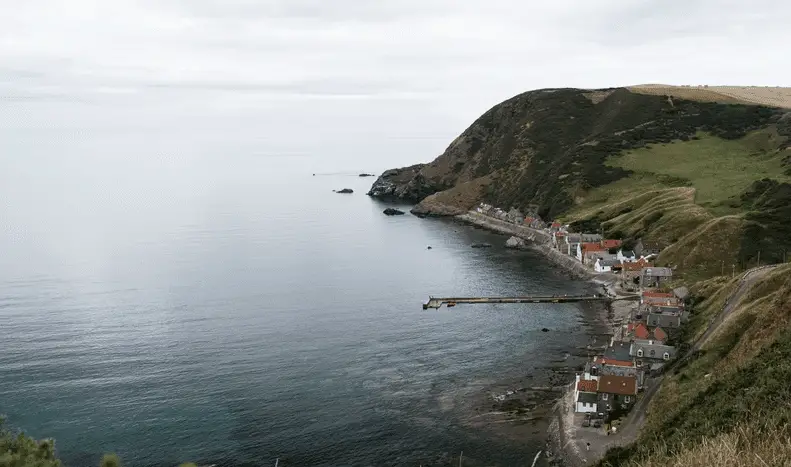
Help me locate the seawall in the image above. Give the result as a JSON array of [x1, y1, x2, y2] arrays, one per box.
[[456, 212, 592, 279]]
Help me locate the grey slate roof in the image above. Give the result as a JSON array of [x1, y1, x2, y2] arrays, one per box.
[[604, 341, 633, 361], [642, 267, 673, 277], [630, 340, 677, 359], [621, 250, 635, 257], [577, 392, 598, 404]]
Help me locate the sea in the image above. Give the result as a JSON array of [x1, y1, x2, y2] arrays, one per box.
[[1, 108, 598, 467]]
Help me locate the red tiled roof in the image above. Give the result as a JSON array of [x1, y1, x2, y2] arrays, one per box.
[[525, 217, 534, 223], [582, 242, 605, 253], [653, 327, 668, 341], [601, 239, 622, 249], [632, 323, 650, 339], [555, 231, 567, 237], [623, 261, 653, 272], [598, 375, 638, 396], [551, 222, 562, 228], [577, 380, 598, 392], [642, 291, 675, 298], [593, 356, 635, 368]]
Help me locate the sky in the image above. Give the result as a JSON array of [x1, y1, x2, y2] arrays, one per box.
[[1, 0, 790, 170]]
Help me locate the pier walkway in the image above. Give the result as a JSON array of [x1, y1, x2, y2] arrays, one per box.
[[423, 295, 617, 310]]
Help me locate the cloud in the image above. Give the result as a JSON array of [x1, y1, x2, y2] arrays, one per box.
[[0, 0, 789, 125]]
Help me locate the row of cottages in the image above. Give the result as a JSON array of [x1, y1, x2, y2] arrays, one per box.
[[632, 289, 688, 329], [575, 292, 681, 416]]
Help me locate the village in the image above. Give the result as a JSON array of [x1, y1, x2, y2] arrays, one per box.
[[473, 203, 683, 437]]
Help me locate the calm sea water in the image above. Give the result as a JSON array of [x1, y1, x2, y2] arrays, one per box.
[[1, 131, 595, 466]]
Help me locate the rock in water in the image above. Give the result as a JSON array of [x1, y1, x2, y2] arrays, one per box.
[[383, 208, 405, 216], [334, 188, 354, 194], [471, 243, 493, 248], [358, 173, 375, 177], [505, 236, 527, 249], [541, 328, 550, 332], [427, 246, 432, 250]]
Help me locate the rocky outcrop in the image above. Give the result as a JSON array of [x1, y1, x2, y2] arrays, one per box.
[[410, 195, 467, 217], [366, 163, 440, 202], [505, 236, 527, 249], [334, 188, 354, 194], [383, 208, 405, 216]]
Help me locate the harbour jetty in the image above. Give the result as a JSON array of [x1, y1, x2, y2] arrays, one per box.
[[423, 294, 627, 310]]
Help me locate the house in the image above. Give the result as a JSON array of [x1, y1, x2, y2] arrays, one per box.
[[507, 208, 524, 224], [590, 356, 644, 387], [597, 375, 638, 412], [595, 258, 621, 273], [625, 323, 668, 343], [617, 250, 637, 262], [604, 341, 633, 361], [630, 339, 677, 369], [634, 239, 662, 258], [586, 251, 617, 266], [641, 291, 680, 306], [574, 376, 599, 413], [622, 260, 653, 288], [646, 306, 683, 328], [601, 239, 623, 251], [641, 267, 673, 288], [577, 242, 604, 262], [552, 231, 567, 250]]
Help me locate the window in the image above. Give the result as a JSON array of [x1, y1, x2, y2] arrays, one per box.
[[663, 352, 670, 361], [650, 349, 656, 357], [602, 393, 608, 401], [637, 349, 643, 357], [625, 396, 631, 403]]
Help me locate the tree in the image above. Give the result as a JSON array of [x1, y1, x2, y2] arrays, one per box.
[[0, 418, 62, 467]]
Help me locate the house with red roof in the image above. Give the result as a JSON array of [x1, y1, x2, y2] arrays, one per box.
[[601, 239, 623, 250], [577, 242, 606, 262], [574, 375, 599, 413], [598, 375, 638, 412], [625, 323, 668, 344]]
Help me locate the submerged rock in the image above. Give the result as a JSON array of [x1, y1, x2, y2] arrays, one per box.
[[358, 173, 375, 177], [334, 188, 354, 194], [383, 208, 405, 216], [505, 236, 527, 249], [471, 243, 493, 248], [541, 328, 550, 332]]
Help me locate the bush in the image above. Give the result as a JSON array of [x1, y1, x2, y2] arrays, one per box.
[[0, 418, 61, 467], [100, 454, 121, 467]]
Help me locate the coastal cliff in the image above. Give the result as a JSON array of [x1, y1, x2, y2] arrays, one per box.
[[369, 86, 791, 275]]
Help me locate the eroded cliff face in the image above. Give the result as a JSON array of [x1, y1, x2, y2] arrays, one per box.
[[367, 87, 784, 218]]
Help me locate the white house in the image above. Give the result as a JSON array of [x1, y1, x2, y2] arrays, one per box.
[[595, 258, 620, 273], [617, 249, 637, 262], [574, 374, 598, 413]]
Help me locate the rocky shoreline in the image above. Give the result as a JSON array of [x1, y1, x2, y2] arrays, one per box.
[[446, 210, 615, 466]]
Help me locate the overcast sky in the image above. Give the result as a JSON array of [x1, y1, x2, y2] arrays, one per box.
[[2, 0, 790, 169]]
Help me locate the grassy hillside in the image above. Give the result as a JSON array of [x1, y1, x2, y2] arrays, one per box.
[[560, 126, 791, 280]]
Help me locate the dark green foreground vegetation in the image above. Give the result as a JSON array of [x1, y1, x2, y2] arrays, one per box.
[[0, 420, 196, 467]]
